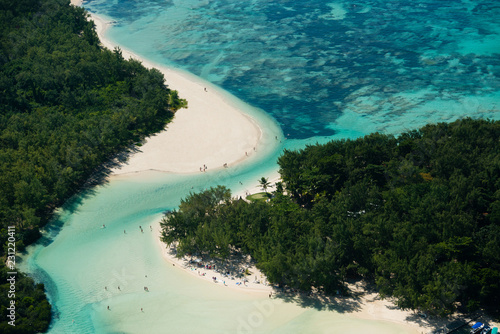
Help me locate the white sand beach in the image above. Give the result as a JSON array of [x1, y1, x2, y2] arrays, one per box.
[[152, 217, 460, 334], [153, 222, 273, 295], [66, 1, 499, 333], [86, 10, 271, 175], [155, 213, 499, 333]]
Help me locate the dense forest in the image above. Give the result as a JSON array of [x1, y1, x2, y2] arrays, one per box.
[[161, 118, 500, 318], [0, 267, 51, 332], [0, 0, 186, 331]]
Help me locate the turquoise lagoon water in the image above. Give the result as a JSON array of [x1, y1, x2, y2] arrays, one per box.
[[20, 0, 500, 333], [87, 0, 500, 139]]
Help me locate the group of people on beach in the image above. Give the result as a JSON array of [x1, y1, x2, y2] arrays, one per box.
[[101, 222, 273, 318], [183, 258, 271, 290], [197, 145, 260, 173]]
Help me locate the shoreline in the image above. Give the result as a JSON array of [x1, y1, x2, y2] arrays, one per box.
[[152, 215, 479, 334], [154, 209, 495, 334], [85, 8, 281, 176], [153, 221, 273, 295], [153, 218, 441, 334], [70, 1, 498, 333]]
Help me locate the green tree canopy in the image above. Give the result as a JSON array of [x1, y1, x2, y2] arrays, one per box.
[[161, 118, 500, 317], [1, 0, 187, 330]]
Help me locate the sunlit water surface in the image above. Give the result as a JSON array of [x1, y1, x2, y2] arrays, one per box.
[[20, 0, 499, 333]]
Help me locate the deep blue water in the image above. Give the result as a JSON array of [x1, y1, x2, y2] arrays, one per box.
[[85, 0, 500, 140]]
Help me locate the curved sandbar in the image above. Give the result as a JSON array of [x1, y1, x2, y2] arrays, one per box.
[[88, 13, 275, 175], [67, 2, 500, 333]]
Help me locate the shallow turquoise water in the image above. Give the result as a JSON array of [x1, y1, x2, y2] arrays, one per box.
[[85, 0, 500, 139], [21, 170, 415, 333], [20, 0, 500, 333]]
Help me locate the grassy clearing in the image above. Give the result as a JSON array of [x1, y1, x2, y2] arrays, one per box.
[[246, 192, 270, 202]]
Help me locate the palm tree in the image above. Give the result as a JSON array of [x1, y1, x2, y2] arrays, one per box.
[[258, 177, 272, 192]]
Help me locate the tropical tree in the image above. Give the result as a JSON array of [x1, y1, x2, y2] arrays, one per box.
[[259, 177, 272, 192], [161, 119, 500, 317]]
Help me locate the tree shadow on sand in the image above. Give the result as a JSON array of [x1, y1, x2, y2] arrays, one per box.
[[271, 278, 376, 314], [83, 143, 143, 189], [274, 289, 363, 314], [273, 279, 472, 333], [160, 242, 485, 333]]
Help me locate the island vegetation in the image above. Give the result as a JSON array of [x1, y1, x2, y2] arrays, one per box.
[[0, 0, 186, 331], [161, 118, 500, 318]]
